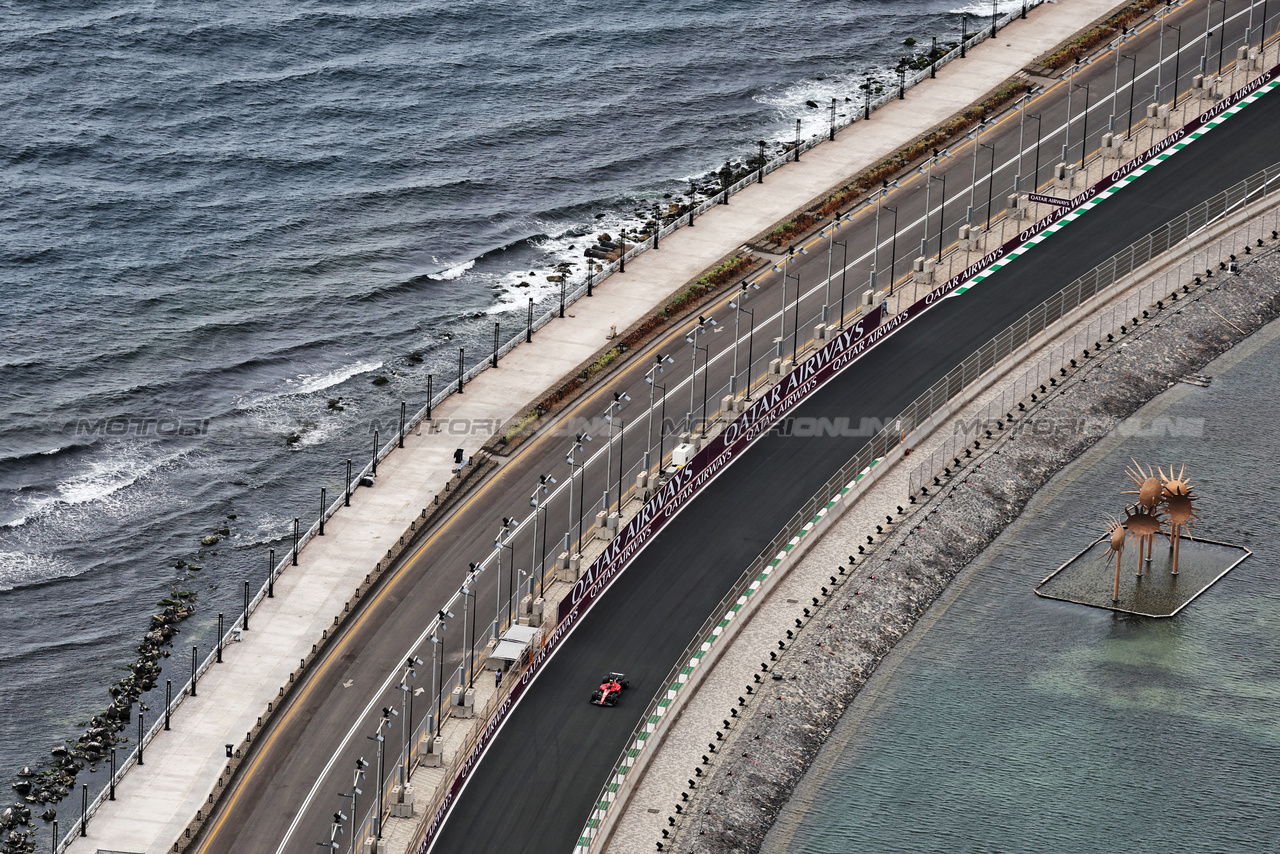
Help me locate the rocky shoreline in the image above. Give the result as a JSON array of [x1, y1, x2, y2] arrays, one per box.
[[0, 591, 197, 853], [669, 242, 1280, 852]]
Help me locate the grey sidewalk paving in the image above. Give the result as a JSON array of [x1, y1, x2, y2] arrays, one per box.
[[66, 1, 1128, 850]]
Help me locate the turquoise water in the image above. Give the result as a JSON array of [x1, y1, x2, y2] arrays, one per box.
[[769, 319, 1280, 853]]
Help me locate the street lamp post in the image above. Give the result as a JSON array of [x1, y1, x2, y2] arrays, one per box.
[[1027, 113, 1043, 190], [529, 474, 555, 597], [833, 238, 848, 327], [685, 315, 716, 433], [1074, 82, 1091, 168], [604, 391, 630, 509], [885, 206, 899, 295], [981, 142, 996, 229], [462, 568, 478, 688], [1122, 54, 1138, 138], [729, 282, 758, 394], [566, 433, 591, 551], [398, 656, 422, 782], [644, 354, 674, 468], [1170, 24, 1184, 108], [1215, 0, 1228, 73], [758, 140, 766, 183], [931, 171, 947, 262], [495, 518, 514, 626], [731, 297, 756, 395]]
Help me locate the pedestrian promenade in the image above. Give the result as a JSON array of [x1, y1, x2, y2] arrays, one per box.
[[66, 1, 1132, 850]]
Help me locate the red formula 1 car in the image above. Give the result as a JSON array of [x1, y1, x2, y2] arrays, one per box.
[[589, 672, 630, 706]]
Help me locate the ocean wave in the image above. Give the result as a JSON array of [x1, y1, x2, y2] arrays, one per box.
[[6, 445, 191, 529], [290, 360, 384, 396], [0, 551, 84, 592], [431, 259, 476, 281]]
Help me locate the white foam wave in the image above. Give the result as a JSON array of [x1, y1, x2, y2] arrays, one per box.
[[0, 551, 83, 591], [291, 360, 383, 396], [434, 259, 476, 281], [8, 445, 190, 525]]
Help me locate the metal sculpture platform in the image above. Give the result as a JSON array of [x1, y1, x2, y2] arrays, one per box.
[[1035, 535, 1251, 617]]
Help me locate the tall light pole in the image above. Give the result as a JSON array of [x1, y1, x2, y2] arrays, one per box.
[[1026, 113, 1043, 191], [397, 656, 422, 783], [529, 474, 555, 597], [1014, 88, 1041, 189], [822, 216, 847, 324], [771, 246, 806, 350], [341, 759, 367, 854], [1074, 81, 1091, 168], [1214, 0, 1228, 73], [494, 518, 514, 626], [729, 281, 758, 396], [644, 354, 674, 468], [462, 567, 479, 688], [1169, 24, 1184, 108], [368, 707, 396, 840], [604, 391, 630, 509], [1063, 61, 1083, 159], [1122, 54, 1138, 138], [832, 238, 848, 328], [685, 315, 716, 432], [565, 433, 591, 551], [1110, 32, 1132, 124], [884, 206, 899, 295], [931, 170, 947, 262], [870, 184, 898, 273], [980, 142, 996, 229]]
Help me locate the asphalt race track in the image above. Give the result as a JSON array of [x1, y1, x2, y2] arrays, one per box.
[[431, 89, 1280, 854]]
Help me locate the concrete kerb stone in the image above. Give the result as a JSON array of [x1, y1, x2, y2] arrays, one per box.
[[605, 182, 1280, 854]]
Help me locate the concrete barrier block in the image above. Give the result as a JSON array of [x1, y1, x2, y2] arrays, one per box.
[[451, 685, 474, 718]]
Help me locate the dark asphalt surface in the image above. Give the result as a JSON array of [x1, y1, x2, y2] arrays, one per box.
[[432, 89, 1280, 854]]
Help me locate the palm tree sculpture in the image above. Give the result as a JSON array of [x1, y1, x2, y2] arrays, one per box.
[[1124, 460, 1163, 566], [1159, 464, 1201, 575], [1121, 503, 1165, 578], [1102, 513, 1128, 602]]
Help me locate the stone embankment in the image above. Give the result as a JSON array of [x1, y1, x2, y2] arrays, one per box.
[[670, 242, 1280, 852]]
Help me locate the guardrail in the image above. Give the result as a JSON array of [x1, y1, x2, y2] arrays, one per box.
[[578, 160, 1280, 853]]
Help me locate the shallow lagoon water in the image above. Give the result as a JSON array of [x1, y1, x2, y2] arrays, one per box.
[[769, 320, 1280, 853]]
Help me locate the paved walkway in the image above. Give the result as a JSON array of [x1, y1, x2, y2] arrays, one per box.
[[67, 1, 1131, 850]]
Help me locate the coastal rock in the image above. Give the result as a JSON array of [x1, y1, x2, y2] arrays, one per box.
[[200, 535, 219, 546]]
